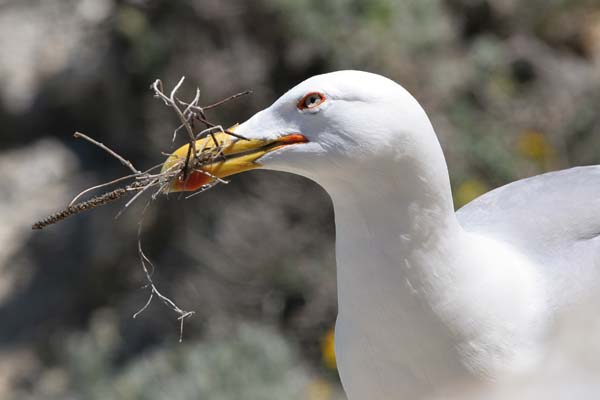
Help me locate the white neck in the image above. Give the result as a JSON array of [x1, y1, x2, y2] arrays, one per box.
[[321, 144, 546, 399], [325, 137, 462, 310], [323, 150, 475, 398]]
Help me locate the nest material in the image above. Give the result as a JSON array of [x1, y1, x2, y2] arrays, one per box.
[[31, 78, 252, 341], [32, 77, 250, 230]]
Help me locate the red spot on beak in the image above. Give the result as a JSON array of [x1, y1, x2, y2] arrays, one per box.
[[278, 134, 309, 145], [172, 171, 213, 192]]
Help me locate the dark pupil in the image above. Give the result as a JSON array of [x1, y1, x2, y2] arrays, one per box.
[[308, 95, 318, 105]]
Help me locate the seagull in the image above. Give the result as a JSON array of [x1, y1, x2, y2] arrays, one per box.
[[163, 71, 600, 399]]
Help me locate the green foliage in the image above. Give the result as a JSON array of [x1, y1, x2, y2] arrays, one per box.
[[34, 319, 310, 400], [3, 0, 600, 398], [113, 324, 307, 400], [268, 0, 454, 67]]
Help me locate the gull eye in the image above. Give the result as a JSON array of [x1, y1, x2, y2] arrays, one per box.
[[297, 92, 326, 110]]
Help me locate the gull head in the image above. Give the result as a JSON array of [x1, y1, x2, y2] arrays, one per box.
[[164, 70, 439, 191]]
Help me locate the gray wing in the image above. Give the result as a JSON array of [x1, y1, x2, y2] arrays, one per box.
[[457, 166, 600, 301]]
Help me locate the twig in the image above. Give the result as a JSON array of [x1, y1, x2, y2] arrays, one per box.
[[73, 132, 140, 174], [202, 90, 252, 110], [33, 78, 251, 230], [132, 292, 154, 319], [175, 97, 249, 141], [69, 173, 140, 206], [195, 125, 224, 140], [184, 182, 220, 199], [152, 78, 198, 156], [32, 77, 253, 341], [152, 78, 198, 181], [32, 188, 129, 229], [124, 178, 159, 209], [134, 221, 195, 342], [194, 114, 248, 141]]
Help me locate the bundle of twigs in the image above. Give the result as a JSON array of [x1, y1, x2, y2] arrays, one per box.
[[32, 78, 250, 230], [31, 78, 251, 341]]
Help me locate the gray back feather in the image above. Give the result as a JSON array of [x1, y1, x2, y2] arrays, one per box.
[[456, 166, 600, 304]]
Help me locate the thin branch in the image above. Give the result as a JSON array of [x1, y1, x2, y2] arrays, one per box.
[[132, 292, 154, 319], [195, 125, 225, 140], [181, 87, 201, 116], [69, 173, 140, 206], [32, 188, 128, 229], [69, 163, 168, 207], [151, 79, 171, 105], [194, 114, 249, 141], [124, 178, 159, 208], [135, 221, 195, 342], [184, 181, 220, 199], [171, 123, 186, 143], [33, 78, 251, 229], [73, 132, 140, 174], [32, 78, 253, 341], [202, 90, 252, 110], [175, 96, 250, 141], [166, 78, 197, 150], [152, 78, 199, 181]]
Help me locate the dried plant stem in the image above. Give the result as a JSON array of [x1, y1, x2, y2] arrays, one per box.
[[35, 78, 251, 231], [73, 132, 140, 174], [152, 78, 198, 161], [32, 188, 129, 229], [134, 222, 194, 342], [194, 112, 248, 141], [31, 77, 252, 340], [176, 96, 249, 141], [69, 173, 140, 206], [202, 90, 252, 111]]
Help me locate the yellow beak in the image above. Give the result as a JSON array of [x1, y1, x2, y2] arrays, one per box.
[[161, 126, 308, 192]]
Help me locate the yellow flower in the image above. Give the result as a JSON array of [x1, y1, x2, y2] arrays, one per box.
[[517, 130, 556, 166], [321, 328, 337, 370], [455, 178, 488, 208]]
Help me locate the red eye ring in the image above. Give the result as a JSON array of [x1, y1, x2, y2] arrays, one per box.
[[297, 92, 326, 110]]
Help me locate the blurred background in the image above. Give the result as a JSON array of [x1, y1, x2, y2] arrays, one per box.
[[1, 0, 599, 399]]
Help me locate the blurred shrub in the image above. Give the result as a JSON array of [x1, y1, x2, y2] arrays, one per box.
[[2, 0, 600, 399], [26, 316, 319, 400]]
